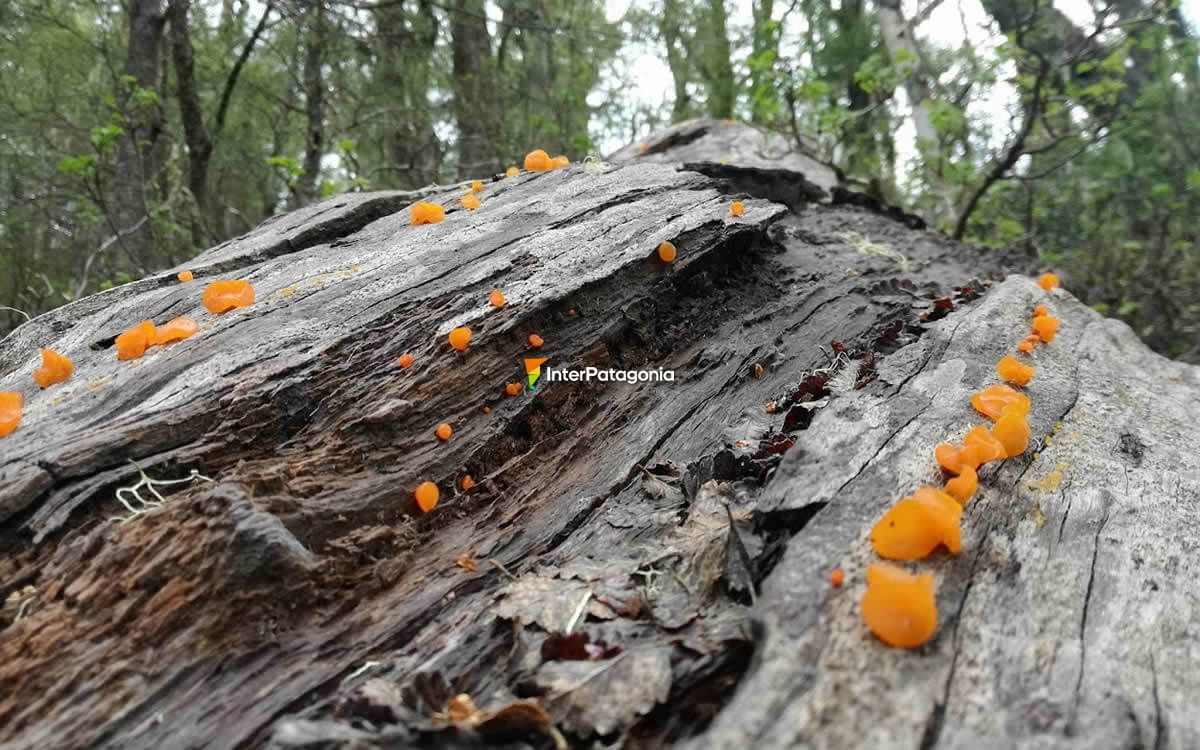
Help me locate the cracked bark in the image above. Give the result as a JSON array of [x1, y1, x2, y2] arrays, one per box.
[[1, 121, 1198, 750]]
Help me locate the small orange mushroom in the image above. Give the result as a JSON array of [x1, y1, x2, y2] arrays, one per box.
[[993, 409, 1031, 458], [944, 464, 978, 504], [115, 320, 157, 361], [657, 241, 677, 263], [731, 201, 745, 217], [461, 475, 475, 491], [398, 353, 415, 368], [552, 155, 570, 168], [411, 201, 445, 225], [436, 423, 453, 441], [831, 568, 845, 588], [461, 193, 481, 211], [505, 166, 520, 177], [154, 316, 199, 346], [482, 405, 492, 414], [997, 355, 1034, 386], [1038, 273, 1060, 291], [861, 564, 937, 648], [1032, 315, 1059, 343], [524, 149, 552, 172], [971, 384, 1031, 421], [414, 481, 440, 513], [471, 180, 484, 193], [448, 327, 472, 351], [505, 382, 521, 397], [177, 270, 194, 282], [489, 290, 506, 308], [870, 487, 962, 560], [1033, 304, 1047, 317], [202, 280, 255, 314], [0, 392, 23, 437], [32, 349, 73, 388], [1017, 341, 1035, 353], [528, 333, 544, 349], [963, 425, 1006, 465], [638, 143, 649, 155]]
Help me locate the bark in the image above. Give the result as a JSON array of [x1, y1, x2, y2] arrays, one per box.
[[293, 2, 326, 208], [2, 123, 1198, 750], [166, 0, 213, 238], [375, 0, 441, 187], [111, 0, 166, 271], [748, 0, 777, 124], [449, 0, 498, 178], [699, 0, 735, 119], [661, 0, 694, 122]]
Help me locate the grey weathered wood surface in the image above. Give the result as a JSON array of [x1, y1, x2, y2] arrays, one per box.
[[0, 122, 1195, 750]]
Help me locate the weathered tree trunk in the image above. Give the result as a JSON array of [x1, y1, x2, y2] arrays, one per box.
[[2, 121, 1198, 750], [450, 0, 499, 178], [294, 2, 327, 208]]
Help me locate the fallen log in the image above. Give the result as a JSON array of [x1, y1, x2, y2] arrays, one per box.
[[1, 121, 1196, 750]]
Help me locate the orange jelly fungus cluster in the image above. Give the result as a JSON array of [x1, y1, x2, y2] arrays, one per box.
[[505, 382, 521, 397], [154, 316, 199, 346], [528, 334, 544, 349], [461, 475, 475, 491], [177, 270, 194, 282], [33, 349, 73, 388], [414, 481, 440, 513], [471, 180, 484, 193], [489, 290, 506, 308], [862, 564, 937, 648], [505, 166, 520, 177], [436, 423, 453, 441], [0, 392, 23, 437], [202, 280, 255, 314], [461, 193, 481, 211], [831, 569, 845, 588], [115, 320, 157, 360], [398, 353, 415, 368], [411, 201, 446, 225], [657, 241, 677, 263], [448, 327, 472, 351], [731, 201, 745, 217], [522, 149, 571, 173], [862, 274, 1064, 648]]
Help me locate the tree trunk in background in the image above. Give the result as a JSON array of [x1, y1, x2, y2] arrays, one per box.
[[749, 0, 777, 124], [294, 2, 326, 207], [450, 0, 499, 178], [111, 0, 166, 271], [700, 0, 735, 118], [167, 0, 214, 243], [661, 0, 693, 122], [376, 0, 440, 188]]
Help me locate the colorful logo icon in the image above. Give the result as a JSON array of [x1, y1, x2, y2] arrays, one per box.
[[524, 357, 549, 389]]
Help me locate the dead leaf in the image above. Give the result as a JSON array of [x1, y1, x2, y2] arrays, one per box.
[[494, 575, 593, 632], [541, 631, 623, 661], [538, 648, 672, 736]]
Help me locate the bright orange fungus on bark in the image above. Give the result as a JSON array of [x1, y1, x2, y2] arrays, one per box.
[[1038, 273, 1060, 291], [997, 355, 1035, 386], [528, 334, 544, 348], [553, 155, 570, 168], [33, 349, 73, 388], [154, 316, 199, 346], [177, 270, 194, 282], [1017, 341, 1035, 353], [831, 569, 845, 588], [870, 487, 962, 560], [471, 180, 484, 193], [971, 384, 1030, 421], [398, 353, 414, 368], [414, 481, 439, 513], [202, 280, 255, 314], [461, 194, 481, 210], [861, 564, 937, 648], [524, 149, 552, 171], [448, 327, 472, 351], [461, 475, 475, 491], [489, 290, 506, 308], [505, 382, 521, 397], [411, 201, 445, 225], [436, 423, 452, 441], [731, 201, 745, 217], [945, 464, 978, 504], [1032, 315, 1059, 343], [0, 392, 21, 438], [1033, 304, 1047, 316], [115, 320, 157, 361], [657, 241, 677, 263], [993, 408, 1031, 458]]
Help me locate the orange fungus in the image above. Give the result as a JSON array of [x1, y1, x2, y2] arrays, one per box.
[[870, 487, 962, 560], [831, 569, 845, 588], [657, 241, 677, 263], [552, 155, 570, 168], [177, 270, 194, 282], [448, 327, 472, 351], [524, 149, 552, 172], [1038, 273, 1060, 291], [1032, 315, 1059, 343], [1017, 341, 1035, 353], [414, 481, 440, 513], [505, 382, 521, 397], [528, 334, 544, 349], [1033, 304, 1047, 317], [203, 280, 255, 314], [489, 290, 506, 308], [461, 193, 481, 211], [411, 201, 445, 225], [861, 564, 937, 648], [471, 180, 484, 193], [461, 475, 475, 491], [398, 353, 415, 368], [32, 349, 73, 388], [997, 355, 1034, 386], [945, 464, 978, 504], [436, 423, 453, 441], [731, 201, 745, 217], [505, 166, 520, 177], [971, 384, 1030, 421], [154, 316, 198, 346], [115, 320, 157, 361], [0, 392, 21, 438], [993, 409, 1031, 458]]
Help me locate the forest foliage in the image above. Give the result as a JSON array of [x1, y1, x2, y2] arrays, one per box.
[[0, 0, 1197, 360]]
